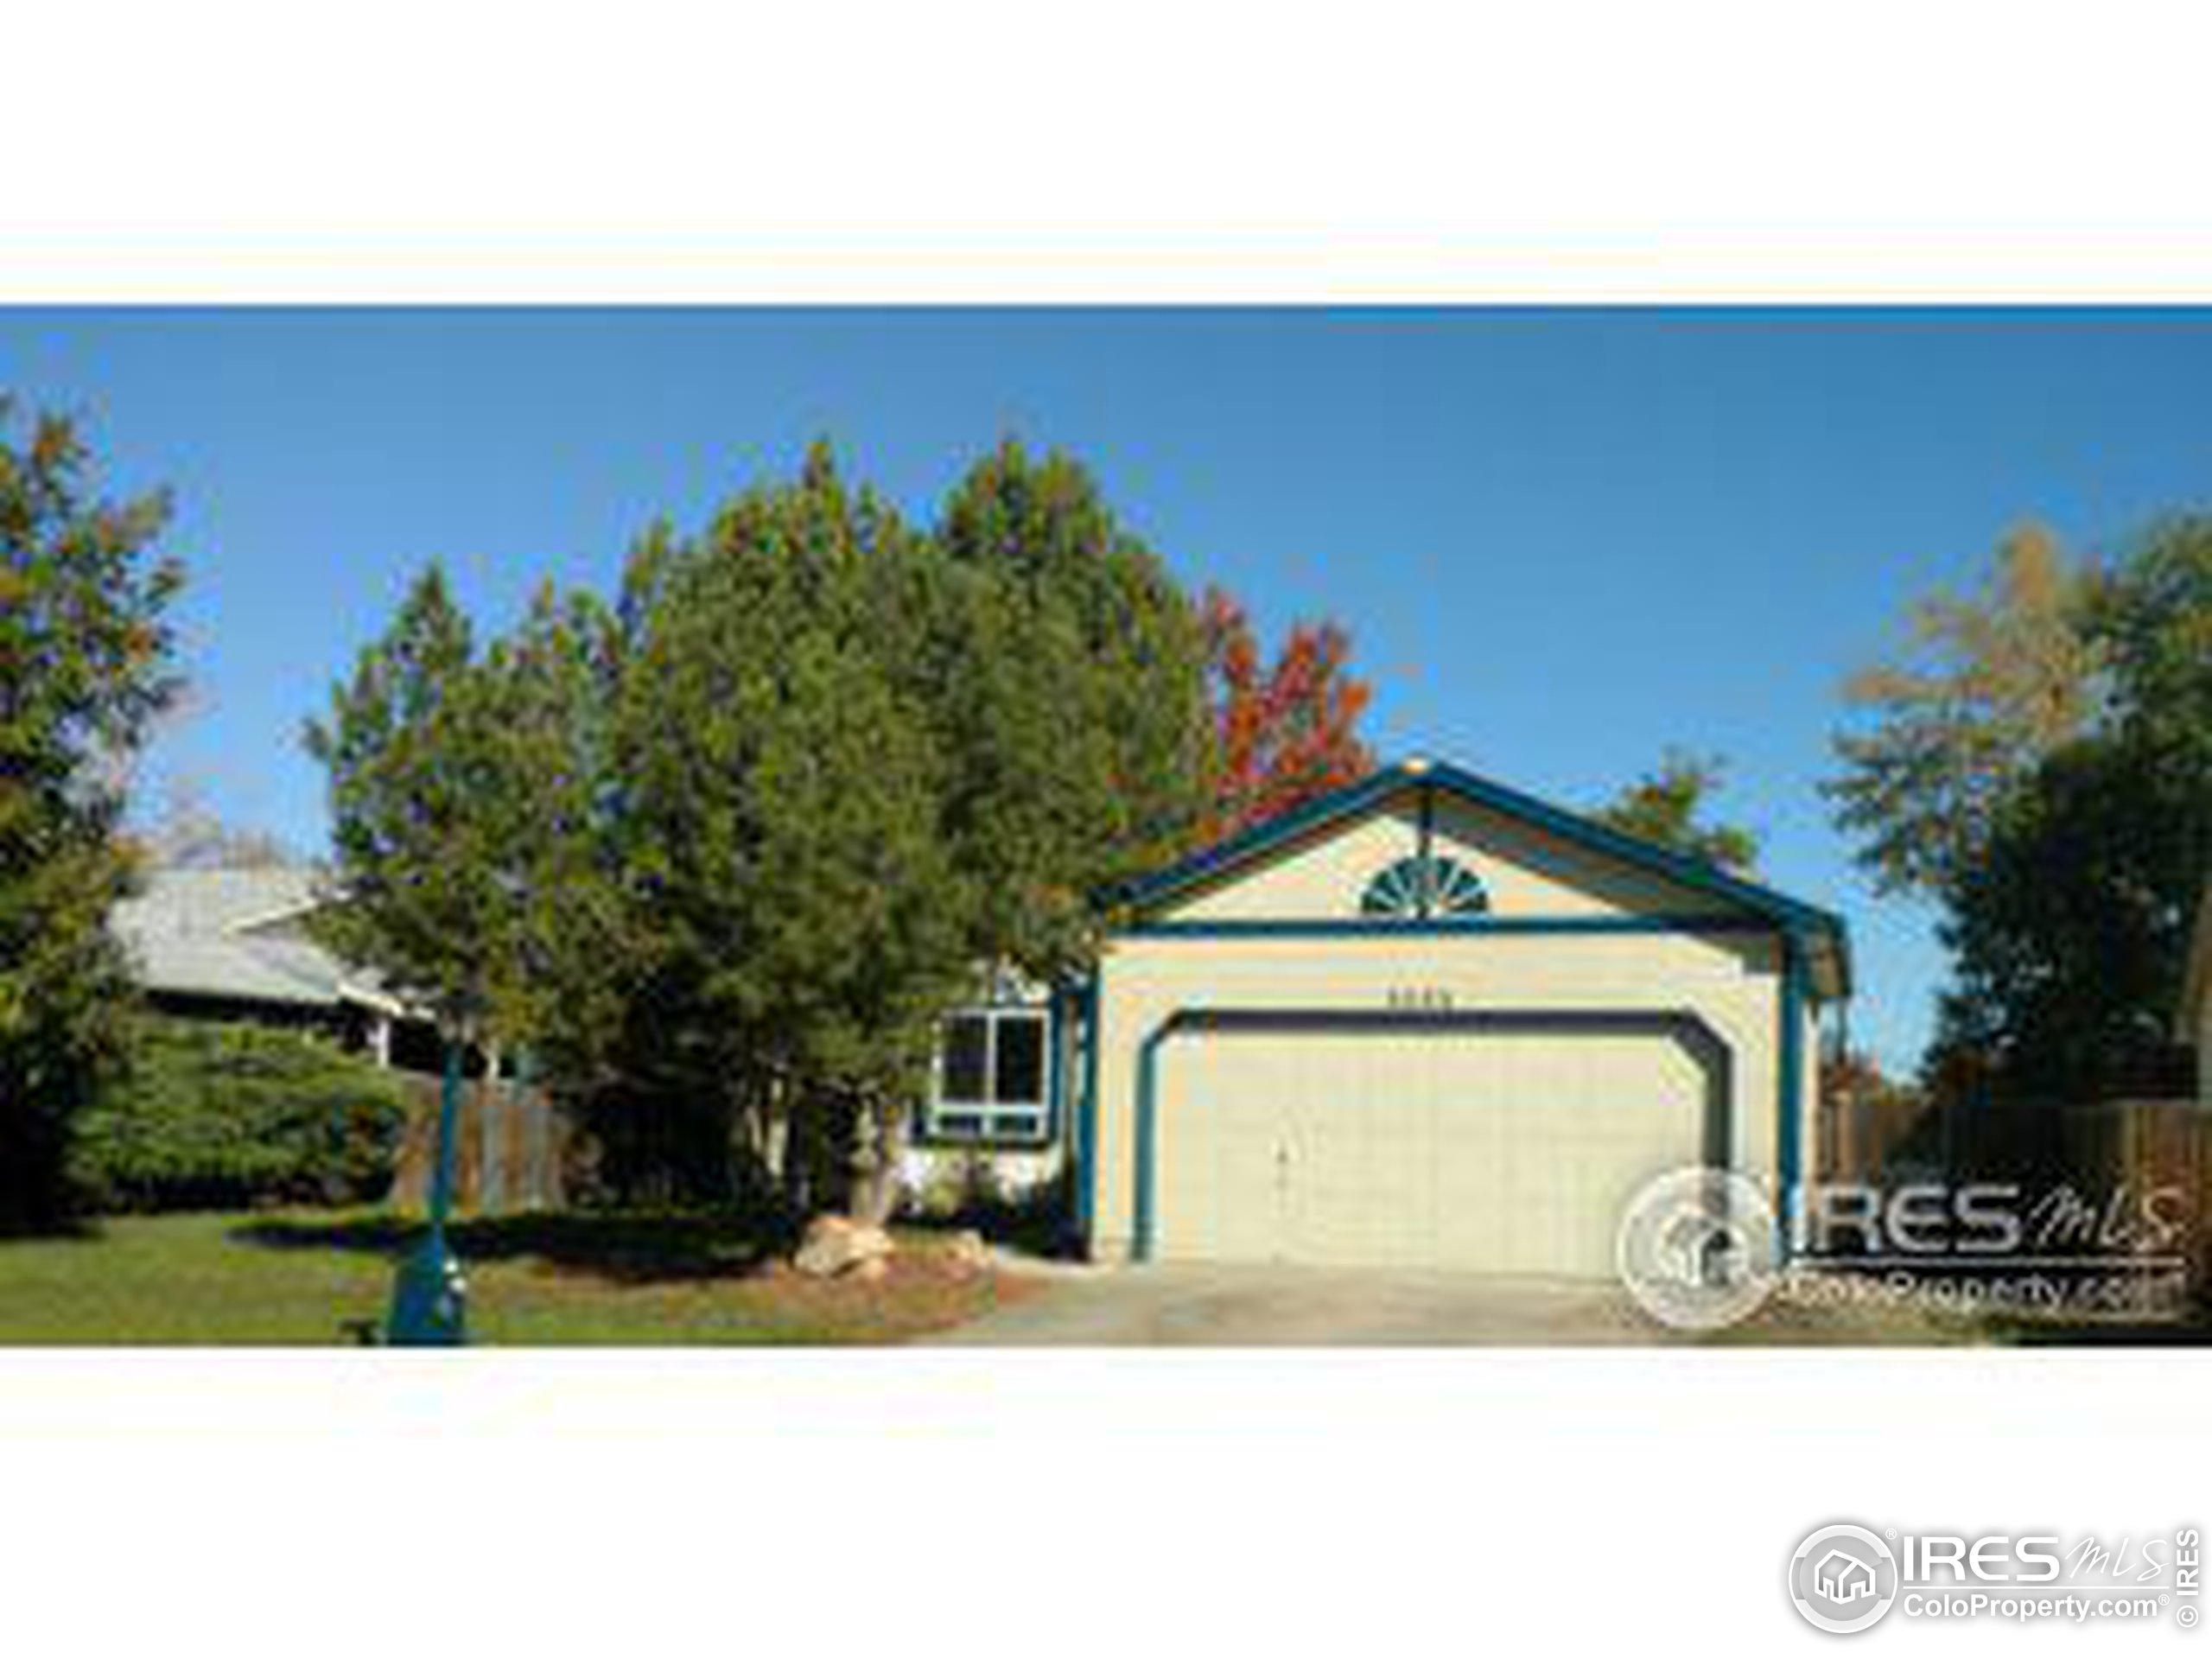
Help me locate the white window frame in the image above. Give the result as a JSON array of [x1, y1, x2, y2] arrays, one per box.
[[925, 1004, 1052, 1147]]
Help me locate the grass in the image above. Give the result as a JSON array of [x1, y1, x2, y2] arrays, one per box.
[[0, 1209, 1040, 1345]]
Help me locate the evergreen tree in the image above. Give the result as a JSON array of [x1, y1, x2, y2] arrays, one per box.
[[615, 446, 968, 1214], [1931, 518, 2212, 1103], [472, 582, 632, 1084], [0, 401, 182, 1229], [929, 439, 1212, 972], [1592, 749, 1760, 873], [304, 564, 511, 1043], [2088, 515, 2212, 766], [1934, 734, 2201, 1103]]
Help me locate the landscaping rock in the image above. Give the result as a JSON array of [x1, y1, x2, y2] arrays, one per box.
[[849, 1255, 890, 1284], [793, 1214, 896, 1278], [945, 1229, 992, 1275]]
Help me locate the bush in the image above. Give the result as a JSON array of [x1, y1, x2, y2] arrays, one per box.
[[69, 1017, 409, 1212], [904, 1148, 1010, 1222], [900, 1148, 1073, 1255]]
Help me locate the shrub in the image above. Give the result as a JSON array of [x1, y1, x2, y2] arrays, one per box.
[[904, 1148, 1007, 1222], [900, 1148, 1073, 1255], [69, 1017, 409, 1212]]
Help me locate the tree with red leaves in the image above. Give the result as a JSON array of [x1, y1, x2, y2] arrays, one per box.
[[1200, 586, 1376, 839]]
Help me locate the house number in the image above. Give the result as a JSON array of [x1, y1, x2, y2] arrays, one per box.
[[1386, 986, 1455, 1011]]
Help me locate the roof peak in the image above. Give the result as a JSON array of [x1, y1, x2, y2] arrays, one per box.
[[1118, 754, 1847, 951]]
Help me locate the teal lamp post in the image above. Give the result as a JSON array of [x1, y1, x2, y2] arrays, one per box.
[[387, 1034, 469, 1345]]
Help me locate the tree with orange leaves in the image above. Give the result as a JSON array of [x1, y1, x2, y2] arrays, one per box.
[[1200, 586, 1376, 839]]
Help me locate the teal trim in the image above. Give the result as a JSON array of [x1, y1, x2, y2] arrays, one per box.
[[1074, 968, 1103, 1249], [1415, 779, 1436, 915], [1105, 766, 1413, 912], [1360, 853, 1489, 919], [1131, 1018, 1170, 1258], [1127, 913, 1782, 940], [1418, 760, 1847, 935], [1109, 758, 1852, 986], [1046, 985, 1066, 1144], [1777, 930, 1808, 1261], [1130, 1006, 1735, 1263]]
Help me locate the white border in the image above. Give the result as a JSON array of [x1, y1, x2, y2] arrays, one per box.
[[7, 3, 2212, 301], [6, 5, 2212, 1656]]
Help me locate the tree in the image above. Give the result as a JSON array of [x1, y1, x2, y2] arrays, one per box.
[[1932, 733, 2201, 1103], [1929, 516, 2212, 1105], [614, 445, 969, 1217], [300, 439, 1223, 1224], [2086, 514, 2212, 765], [1199, 585, 1376, 838], [1826, 525, 2101, 900], [928, 438, 1213, 971], [0, 400, 182, 1229], [138, 779, 294, 870], [304, 563, 511, 1043], [1592, 749, 1759, 872], [468, 581, 633, 1089]]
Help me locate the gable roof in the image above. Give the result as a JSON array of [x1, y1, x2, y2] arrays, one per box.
[[112, 867, 401, 1015], [116, 867, 320, 938], [1114, 757, 1852, 988]]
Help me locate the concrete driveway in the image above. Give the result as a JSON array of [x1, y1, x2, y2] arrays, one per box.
[[939, 1262, 1687, 1345], [939, 1260, 1977, 1345]]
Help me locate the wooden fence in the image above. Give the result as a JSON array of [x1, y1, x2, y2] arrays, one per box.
[[389, 1073, 571, 1215], [1927, 1097, 2211, 1294]]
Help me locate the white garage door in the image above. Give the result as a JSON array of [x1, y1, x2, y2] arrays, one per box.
[[1152, 1021, 1715, 1276]]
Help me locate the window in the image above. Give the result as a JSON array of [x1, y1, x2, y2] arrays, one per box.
[[926, 1007, 1052, 1144], [1360, 853, 1489, 919]]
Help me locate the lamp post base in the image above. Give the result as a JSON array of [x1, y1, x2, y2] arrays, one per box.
[[386, 1233, 468, 1346]]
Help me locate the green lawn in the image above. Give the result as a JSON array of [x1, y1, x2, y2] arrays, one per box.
[[0, 1210, 1037, 1345]]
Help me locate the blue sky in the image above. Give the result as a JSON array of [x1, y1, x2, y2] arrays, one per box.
[[6, 307, 2211, 1066]]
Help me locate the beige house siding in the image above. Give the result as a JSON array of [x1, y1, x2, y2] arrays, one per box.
[[1155, 790, 1738, 925], [1071, 763, 1840, 1271], [1158, 801, 1423, 922], [1425, 791, 1738, 920], [1084, 927, 1809, 1263]]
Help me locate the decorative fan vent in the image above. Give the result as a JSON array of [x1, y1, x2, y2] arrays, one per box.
[[1359, 854, 1489, 919]]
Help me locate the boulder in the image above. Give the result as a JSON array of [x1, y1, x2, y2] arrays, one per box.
[[944, 1229, 993, 1275], [793, 1214, 896, 1278]]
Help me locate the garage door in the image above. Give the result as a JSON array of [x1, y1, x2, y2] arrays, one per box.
[[1149, 1016, 1722, 1276]]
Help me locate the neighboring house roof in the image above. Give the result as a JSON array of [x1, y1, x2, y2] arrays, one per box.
[[112, 867, 402, 1016], [2179, 880, 2212, 1040], [1109, 756, 1853, 993]]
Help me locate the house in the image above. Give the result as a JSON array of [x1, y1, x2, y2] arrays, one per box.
[[111, 867, 436, 1069], [911, 756, 1850, 1275]]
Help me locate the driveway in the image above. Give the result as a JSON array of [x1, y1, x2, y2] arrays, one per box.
[[939, 1262, 1685, 1345], [941, 1261, 1978, 1345]]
